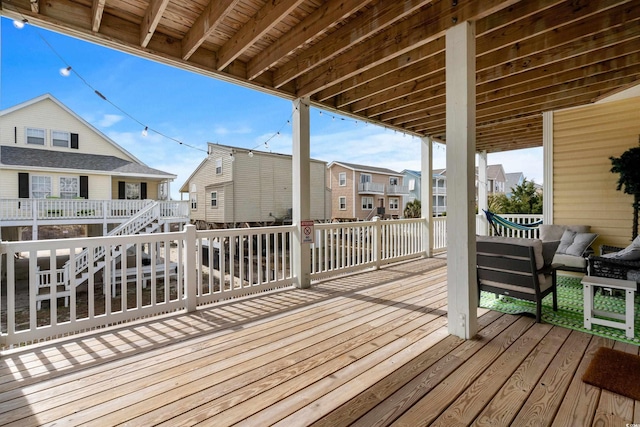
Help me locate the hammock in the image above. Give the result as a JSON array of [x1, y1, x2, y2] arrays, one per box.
[[483, 209, 543, 236]]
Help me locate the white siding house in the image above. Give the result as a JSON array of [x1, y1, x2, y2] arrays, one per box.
[[180, 143, 331, 226]]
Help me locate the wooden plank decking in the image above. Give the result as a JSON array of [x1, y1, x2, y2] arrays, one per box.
[[0, 258, 638, 426]]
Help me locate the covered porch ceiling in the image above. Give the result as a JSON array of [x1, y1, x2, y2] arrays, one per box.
[[2, 0, 640, 153]]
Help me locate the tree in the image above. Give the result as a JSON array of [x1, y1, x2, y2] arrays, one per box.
[[487, 179, 542, 214], [610, 146, 640, 240], [404, 199, 421, 218]]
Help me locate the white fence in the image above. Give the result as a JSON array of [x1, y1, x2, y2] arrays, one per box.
[[0, 199, 189, 221], [0, 214, 543, 348]]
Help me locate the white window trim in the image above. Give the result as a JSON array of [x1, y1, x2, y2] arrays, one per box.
[[338, 172, 346, 186], [31, 175, 52, 198], [362, 196, 373, 210], [389, 198, 399, 210], [52, 130, 71, 148], [389, 176, 399, 186], [59, 176, 80, 199], [215, 158, 223, 175], [26, 127, 46, 145], [339, 196, 346, 210], [210, 191, 218, 208], [360, 173, 372, 183], [191, 194, 198, 210]]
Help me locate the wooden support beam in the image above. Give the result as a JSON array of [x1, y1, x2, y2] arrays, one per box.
[[91, 0, 105, 32], [181, 0, 240, 60], [140, 0, 170, 47]]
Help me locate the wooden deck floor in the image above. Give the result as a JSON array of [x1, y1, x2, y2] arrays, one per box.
[[0, 258, 638, 426]]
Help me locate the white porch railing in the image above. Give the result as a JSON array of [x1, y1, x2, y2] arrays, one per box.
[[482, 213, 543, 239], [358, 182, 385, 194], [0, 214, 543, 348], [0, 199, 189, 221]]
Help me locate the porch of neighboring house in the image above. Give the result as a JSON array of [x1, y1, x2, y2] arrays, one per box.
[[0, 257, 633, 426]]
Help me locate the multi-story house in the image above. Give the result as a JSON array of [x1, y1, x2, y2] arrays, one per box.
[[0, 94, 186, 241], [505, 172, 525, 197], [180, 143, 331, 227], [403, 169, 447, 216], [485, 164, 507, 195], [327, 161, 409, 221]]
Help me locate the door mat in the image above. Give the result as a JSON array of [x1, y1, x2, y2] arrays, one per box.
[[479, 275, 640, 345], [582, 347, 640, 400]]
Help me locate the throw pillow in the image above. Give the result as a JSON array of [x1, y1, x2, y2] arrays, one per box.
[[602, 235, 640, 260], [556, 230, 598, 257]]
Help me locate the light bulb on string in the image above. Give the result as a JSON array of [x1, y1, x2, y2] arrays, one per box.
[[141, 126, 148, 137], [13, 19, 27, 29], [248, 151, 254, 158], [59, 66, 72, 77], [229, 152, 235, 162]]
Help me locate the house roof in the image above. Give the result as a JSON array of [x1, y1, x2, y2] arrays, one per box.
[[0, 146, 176, 178], [1, 94, 145, 165], [5, 2, 638, 153], [505, 172, 525, 192], [328, 161, 400, 176]]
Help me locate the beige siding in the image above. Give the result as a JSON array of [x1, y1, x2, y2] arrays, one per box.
[[553, 96, 640, 249], [0, 98, 136, 160], [0, 168, 112, 199], [110, 178, 159, 200], [329, 165, 355, 219]]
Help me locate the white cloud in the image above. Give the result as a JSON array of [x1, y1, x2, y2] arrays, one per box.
[[97, 114, 123, 127]]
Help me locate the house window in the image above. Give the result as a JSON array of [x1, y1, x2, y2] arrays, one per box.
[[389, 177, 399, 186], [338, 172, 346, 186], [408, 179, 415, 191], [52, 131, 71, 148], [191, 194, 197, 210], [362, 196, 373, 210], [215, 158, 223, 175], [389, 198, 399, 210], [125, 183, 140, 199], [26, 128, 45, 145], [339, 196, 346, 210], [211, 191, 218, 208], [360, 174, 372, 183], [59, 177, 79, 198], [31, 175, 52, 198]]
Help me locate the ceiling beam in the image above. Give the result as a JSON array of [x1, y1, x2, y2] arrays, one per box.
[[294, 0, 520, 98], [140, 0, 170, 47], [247, 0, 370, 81], [216, 0, 307, 71], [181, 0, 240, 61], [273, 0, 432, 89], [91, 0, 105, 32]]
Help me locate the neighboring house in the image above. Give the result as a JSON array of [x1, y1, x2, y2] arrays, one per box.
[[180, 143, 331, 227], [485, 164, 507, 195], [505, 172, 525, 197], [403, 169, 447, 216], [0, 94, 183, 241], [327, 161, 409, 221]]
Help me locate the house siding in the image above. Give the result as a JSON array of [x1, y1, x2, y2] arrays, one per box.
[[1, 97, 136, 160], [185, 145, 329, 224], [329, 165, 355, 219], [553, 96, 640, 249]]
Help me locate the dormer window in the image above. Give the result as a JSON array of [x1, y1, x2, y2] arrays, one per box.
[[26, 128, 45, 145]]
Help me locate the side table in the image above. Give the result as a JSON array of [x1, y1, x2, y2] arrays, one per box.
[[582, 275, 636, 339]]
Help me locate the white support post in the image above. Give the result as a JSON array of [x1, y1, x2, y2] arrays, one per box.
[[543, 111, 554, 224], [32, 201, 38, 240], [184, 224, 197, 312], [477, 150, 488, 236], [446, 21, 478, 339], [421, 137, 433, 258], [292, 97, 311, 289], [373, 216, 382, 269]]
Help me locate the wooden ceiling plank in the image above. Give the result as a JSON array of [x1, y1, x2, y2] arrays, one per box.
[[477, 2, 640, 73], [294, 0, 521, 98], [247, 0, 370, 81], [216, 0, 307, 71], [140, 0, 171, 47], [91, 0, 105, 32], [181, 0, 241, 61], [273, 0, 433, 89]]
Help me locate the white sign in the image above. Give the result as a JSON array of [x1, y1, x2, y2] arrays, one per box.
[[301, 220, 314, 244]]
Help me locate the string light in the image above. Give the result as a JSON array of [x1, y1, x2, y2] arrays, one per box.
[[141, 126, 148, 137], [59, 66, 72, 77], [13, 18, 27, 29]]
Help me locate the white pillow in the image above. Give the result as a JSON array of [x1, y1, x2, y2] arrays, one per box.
[[602, 235, 640, 261], [556, 230, 598, 257]]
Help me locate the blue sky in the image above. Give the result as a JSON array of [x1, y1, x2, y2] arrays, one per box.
[[1, 17, 542, 200]]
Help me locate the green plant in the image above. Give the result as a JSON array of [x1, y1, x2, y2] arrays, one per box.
[[610, 146, 640, 240], [403, 199, 421, 218]]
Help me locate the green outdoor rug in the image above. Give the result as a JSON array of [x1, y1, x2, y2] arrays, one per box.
[[480, 275, 640, 345]]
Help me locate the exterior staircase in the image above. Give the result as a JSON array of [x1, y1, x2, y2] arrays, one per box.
[[36, 201, 165, 307]]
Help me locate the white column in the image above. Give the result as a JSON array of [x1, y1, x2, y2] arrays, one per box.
[[477, 150, 488, 236], [292, 97, 311, 289], [421, 137, 433, 257], [446, 21, 478, 339], [543, 111, 554, 224]]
